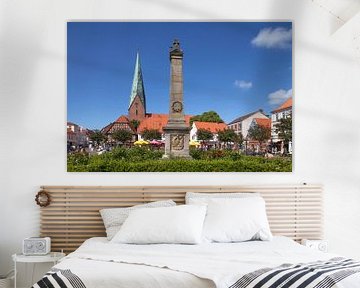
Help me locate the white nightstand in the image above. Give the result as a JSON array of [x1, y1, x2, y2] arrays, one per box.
[[301, 239, 328, 252], [12, 252, 65, 288]]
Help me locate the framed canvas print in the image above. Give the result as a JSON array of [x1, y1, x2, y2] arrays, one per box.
[[67, 22, 292, 172]]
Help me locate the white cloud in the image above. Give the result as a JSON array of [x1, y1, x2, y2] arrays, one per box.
[[234, 80, 253, 89], [268, 88, 292, 105], [251, 27, 292, 49]]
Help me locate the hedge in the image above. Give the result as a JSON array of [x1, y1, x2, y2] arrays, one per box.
[[67, 154, 292, 172]]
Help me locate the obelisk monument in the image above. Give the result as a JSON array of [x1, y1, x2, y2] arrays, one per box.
[[163, 39, 191, 159]]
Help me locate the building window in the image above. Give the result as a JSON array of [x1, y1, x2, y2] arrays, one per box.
[[136, 109, 138, 115]]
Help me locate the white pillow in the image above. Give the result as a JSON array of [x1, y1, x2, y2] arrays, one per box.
[[111, 205, 207, 244], [186, 192, 259, 205], [202, 197, 272, 243], [100, 200, 176, 240]]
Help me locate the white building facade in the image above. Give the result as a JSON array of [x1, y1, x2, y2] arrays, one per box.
[[271, 98, 292, 154], [190, 121, 228, 142], [228, 109, 269, 139]]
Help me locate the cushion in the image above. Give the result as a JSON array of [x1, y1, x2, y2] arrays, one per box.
[[202, 197, 272, 243], [100, 200, 176, 240], [186, 192, 259, 205], [111, 205, 207, 244]]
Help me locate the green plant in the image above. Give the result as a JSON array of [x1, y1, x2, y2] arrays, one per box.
[[141, 128, 162, 140], [189, 148, 202, 160], [67, 150, 292, 172], [89, 130, 105, 145], [217, 129, 242, 145], [67, 152, 90, 166], [112, 129, 133, 145], [190, 111, 224, 126], [248, 124, 271, 145], [274, 115, 292, 144], [197, 128, 213, 142]]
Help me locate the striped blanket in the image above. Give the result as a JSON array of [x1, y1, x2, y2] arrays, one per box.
[[230, 258, 360, 288], [32, 268, 86, 288], [32, 258, 360, 288]]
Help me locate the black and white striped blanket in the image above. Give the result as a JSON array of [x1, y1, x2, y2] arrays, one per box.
[[229, 257, 360, 288], [32, 268, 86, 288], [32, 258, 360, 288]]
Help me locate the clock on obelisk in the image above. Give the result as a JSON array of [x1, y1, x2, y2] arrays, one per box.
[[163, 39, 191, 159]]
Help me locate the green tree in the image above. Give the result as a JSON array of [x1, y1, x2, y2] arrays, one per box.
[[130, 119, 141, 140], [112, 129, 133, 146], [130, 120, 141, 132], [234, 132, 243, 148], [275, 115, 292, 144], [141, 128, 162, 140], [247, 124, 271, 151], [190, 111, 224, 126], [89, 130, 105, 146], [197, 128, 213, 142], [218, 129, 242, 148]]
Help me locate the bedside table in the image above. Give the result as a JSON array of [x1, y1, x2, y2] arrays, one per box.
[[301, 239, 328, 252], [12, 252, 65, 288]]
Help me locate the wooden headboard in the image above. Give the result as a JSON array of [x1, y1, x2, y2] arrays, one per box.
[[39, 184, 323, 253]]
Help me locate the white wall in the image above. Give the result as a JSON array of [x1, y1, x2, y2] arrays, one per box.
[[1, 0, 360, 286]]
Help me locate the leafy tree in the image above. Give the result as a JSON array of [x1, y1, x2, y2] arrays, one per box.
[[190, 111, 224, 126], [112, 129, 133, 146], [247, 124, 271, 149], [233, 132, 243, 149], [130, 119, 141, 132], [197, 128, 213, 142], [275, 115, 292, 144], [141, 128, 162, 140], [218, 129, 242, 146], [89, 130, 105, 146], [130, 119, 141, 140]]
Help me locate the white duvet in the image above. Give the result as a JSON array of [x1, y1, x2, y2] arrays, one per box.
[[54, 237, 360, 288]]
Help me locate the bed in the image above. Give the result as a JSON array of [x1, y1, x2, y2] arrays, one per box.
[[33, 236, 360, 288], [33, 185, 360, 288]]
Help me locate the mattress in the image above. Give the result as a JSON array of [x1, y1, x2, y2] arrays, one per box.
[[35, 236, 360, 288]]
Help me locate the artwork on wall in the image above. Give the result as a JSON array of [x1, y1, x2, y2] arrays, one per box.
[[67, 22, 293, 172]]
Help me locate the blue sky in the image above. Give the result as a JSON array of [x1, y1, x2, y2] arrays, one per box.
[[67, 22, 292, 129]]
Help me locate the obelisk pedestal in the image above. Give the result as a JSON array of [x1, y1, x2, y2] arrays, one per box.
[[163, 39, 191, 159]]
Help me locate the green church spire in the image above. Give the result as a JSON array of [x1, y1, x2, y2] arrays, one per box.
[[129, 52, 146, 111]]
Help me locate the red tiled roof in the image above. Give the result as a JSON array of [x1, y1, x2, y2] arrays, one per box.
[[272, 97, 292, 113], [254, 118, 271, 129], [115, 115, 130, 123], [194, 121, 227, 133], [101, 123, 114, 134], [101, 115, 135, 134], [138, 114, 192, 133]]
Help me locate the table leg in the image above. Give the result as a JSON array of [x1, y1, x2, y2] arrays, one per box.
[[14, 259, 16, 288], [25, 263, 28, 287], [31, 263, 35, 286]]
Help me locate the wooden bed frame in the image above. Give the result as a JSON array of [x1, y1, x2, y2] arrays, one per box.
[[39, 184, 323, 253]]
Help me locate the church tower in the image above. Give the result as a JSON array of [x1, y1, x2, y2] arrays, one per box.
[[128, 52, 146, 122]]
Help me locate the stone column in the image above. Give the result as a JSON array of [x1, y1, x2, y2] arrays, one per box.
[[163, 39, 191, 159]]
